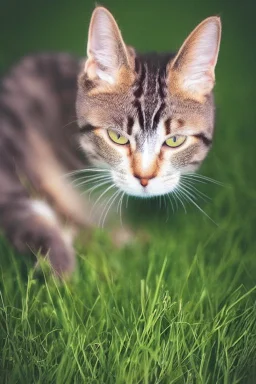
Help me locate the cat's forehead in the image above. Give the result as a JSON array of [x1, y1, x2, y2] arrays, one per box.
[[130, 58, 167, 134], [77, 55, 213, 137], [78, 57, 166, 129]]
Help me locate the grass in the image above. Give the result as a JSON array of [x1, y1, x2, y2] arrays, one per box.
[[1, 0, 256, 383], [1, 204, 256, 383]]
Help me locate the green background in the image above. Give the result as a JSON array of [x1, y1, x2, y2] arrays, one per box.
[[1, 1, 256, 383]]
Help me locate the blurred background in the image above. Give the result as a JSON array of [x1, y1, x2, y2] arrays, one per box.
[[1, 0, 256, 225]]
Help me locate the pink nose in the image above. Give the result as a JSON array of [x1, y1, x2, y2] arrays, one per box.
[[139, 178, 149, 187]]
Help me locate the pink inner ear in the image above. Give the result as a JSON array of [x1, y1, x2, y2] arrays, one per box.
[[84, 59, 97, 80], [84, 60, 92, 72], [209, 58, 216, 67], [86, 7, 131, 85], [168, 17, 221, 99]]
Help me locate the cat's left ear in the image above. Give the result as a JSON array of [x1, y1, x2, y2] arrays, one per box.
[[85, 7, 132, 85], [167, 17, 221, 101]]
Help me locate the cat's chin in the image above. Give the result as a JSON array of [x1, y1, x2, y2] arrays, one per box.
[[123, 189, 176, 199], [113, 173, 180, 199]]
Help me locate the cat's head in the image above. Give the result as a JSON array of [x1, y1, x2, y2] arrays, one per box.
[[76, 7, 221, 197]]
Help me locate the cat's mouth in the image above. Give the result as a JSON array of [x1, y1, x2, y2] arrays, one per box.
[[112, 172, 180, 198]]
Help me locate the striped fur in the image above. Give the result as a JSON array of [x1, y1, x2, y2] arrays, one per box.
[[78, 9, 221, 199], [0, 7, 221, 275]]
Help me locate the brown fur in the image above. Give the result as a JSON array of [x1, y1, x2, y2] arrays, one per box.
[[0, 7, 221, 276], [131, 153, 159, 180]]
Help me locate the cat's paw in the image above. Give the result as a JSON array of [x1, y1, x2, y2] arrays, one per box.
[[10, 211, 76, 278], [110, 226, 151, 248]]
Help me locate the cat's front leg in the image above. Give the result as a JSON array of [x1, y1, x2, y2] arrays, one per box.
[[1, 198, 77, 276]]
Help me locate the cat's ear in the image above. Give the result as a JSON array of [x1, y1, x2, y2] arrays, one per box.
[[85, 7, 131, 84], [167, 17, 221, 101]]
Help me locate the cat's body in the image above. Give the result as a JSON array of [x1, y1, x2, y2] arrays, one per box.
[[0, 8, 221, 275], [0, 53, 89, 273]]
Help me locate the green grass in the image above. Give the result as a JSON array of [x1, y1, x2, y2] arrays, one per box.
[[1, 0, 256, 383]]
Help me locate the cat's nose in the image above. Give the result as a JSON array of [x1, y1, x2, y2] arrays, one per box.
[[132, 152, 158, 187], [138, 177, 149, 187], [134, 175, 149, 187], [134, 173, 155, 187]]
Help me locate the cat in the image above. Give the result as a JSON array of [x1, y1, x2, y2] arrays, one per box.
[[0, 7, 221, 276]]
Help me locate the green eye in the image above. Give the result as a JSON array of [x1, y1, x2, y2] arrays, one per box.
[[165, 135, 187, 148], [108, 130, 129, 145]]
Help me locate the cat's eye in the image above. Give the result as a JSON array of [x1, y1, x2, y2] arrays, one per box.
[[108, 129, 129, 145], [165, 135, 187, 148]]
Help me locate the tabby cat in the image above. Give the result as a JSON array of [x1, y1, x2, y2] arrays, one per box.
[[0, 7, 221, 275]]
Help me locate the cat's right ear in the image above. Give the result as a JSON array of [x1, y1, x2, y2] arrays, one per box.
[[167, 16, 221, 102], [85, 7, 131, 85]]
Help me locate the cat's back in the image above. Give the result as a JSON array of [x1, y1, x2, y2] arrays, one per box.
[[0, 52, 81, 133], [0, 52, 83, 170]]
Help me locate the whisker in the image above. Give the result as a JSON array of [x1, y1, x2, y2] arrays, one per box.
[[163, 194, 167, 208], [125, 195, 129, 209], [71, 171, 110, 183], [180, 180, 211, 202], [178, 188, 217, 226], [183, 173, 226, 186], [181, 175, 208, 185], [91, 183, 116, 214], [64, 168, 111, 178], [166, 193, 175, 214], [81, 179, 112, 199], [162, 194, 169, 222], [174, 189, 187, 213], [100, 189, 121, 228], [73, 175, 112, 189], [178, 184, 202, 202], [117, 191, 125, 226], [172, 191, 179, 212], [117, 191, 125, 214]]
